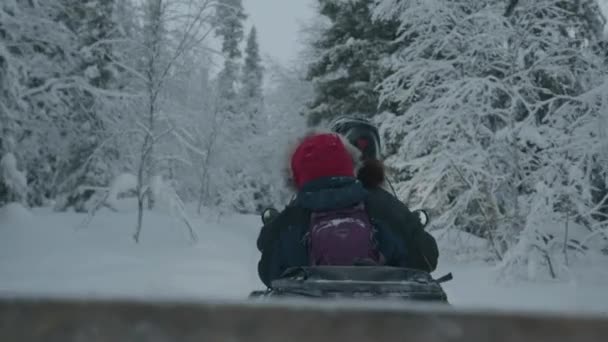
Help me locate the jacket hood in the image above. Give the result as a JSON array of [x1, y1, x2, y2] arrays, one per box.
[[292, 176, 367, 211]]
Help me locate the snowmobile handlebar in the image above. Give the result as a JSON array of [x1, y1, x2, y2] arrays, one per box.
[[434, 272, 453, 284]]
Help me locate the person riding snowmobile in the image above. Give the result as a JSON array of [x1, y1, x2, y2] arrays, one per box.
[[256, 131, 438, 288], [329, 115, 438, 272], [329, 115, 392, 189]]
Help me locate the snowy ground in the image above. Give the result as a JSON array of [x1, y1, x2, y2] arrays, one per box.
[[1, 202, 608, 316], [0, 202, 262, 300]]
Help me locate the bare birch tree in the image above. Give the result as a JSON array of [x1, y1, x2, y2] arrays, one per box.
[[130, 0, 218, 243]]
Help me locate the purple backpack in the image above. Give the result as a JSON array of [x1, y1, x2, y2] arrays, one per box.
[[306, 203, 383, 266]]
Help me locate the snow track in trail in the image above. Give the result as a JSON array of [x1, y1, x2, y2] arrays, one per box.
[[1, 203, 608, 316]]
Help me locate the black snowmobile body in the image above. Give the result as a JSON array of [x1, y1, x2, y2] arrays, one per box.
[[254, 207, 451, 304], [249, 265, 451, 304]]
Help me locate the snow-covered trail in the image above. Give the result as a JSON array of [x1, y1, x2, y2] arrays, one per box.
[[0, 204, 264, 300], [436, 262, 608, 315], [1, 203, 608, 315]]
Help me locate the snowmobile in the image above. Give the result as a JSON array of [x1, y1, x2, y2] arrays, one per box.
[[251, 116, 451, 303], [250, 208, 452, 304]]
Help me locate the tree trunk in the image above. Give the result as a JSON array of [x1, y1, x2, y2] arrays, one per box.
[[134, 133, 151, 243], [134, 194, 144, 243]]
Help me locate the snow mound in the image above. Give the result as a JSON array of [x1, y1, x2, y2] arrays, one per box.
[[0, 202, 32, 227]]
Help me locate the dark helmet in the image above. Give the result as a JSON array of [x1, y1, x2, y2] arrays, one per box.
[[329, 116, 382, 160]]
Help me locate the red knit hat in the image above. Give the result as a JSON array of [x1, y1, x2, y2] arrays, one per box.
[[290, 133, 355, 189]]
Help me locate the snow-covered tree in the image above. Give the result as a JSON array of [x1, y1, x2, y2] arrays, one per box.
[[305, 0, 399, 126], [373, 0, 608, 278], [0, 0, 129, 208], [112, 0, 218, 242], [214, 0, 246, 114], [52, 0, 126, 211], [0, 0, 296, 221], [212, 1, 276, 214], [0, 3, 25, 206], [0, 2, 74, 205]]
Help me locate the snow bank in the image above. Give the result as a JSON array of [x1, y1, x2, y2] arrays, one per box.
[[0, 202, 32, 227]]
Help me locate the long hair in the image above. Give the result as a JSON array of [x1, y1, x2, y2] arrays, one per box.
[[357, 158, 386, 189]]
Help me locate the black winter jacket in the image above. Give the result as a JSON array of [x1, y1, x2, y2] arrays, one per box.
[[256, 177, 438, 288], [365, 186, 439, 272]]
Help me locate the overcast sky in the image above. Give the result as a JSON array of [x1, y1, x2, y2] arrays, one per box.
[[242, 0, 316, 66], [242, 1, 608, 66]]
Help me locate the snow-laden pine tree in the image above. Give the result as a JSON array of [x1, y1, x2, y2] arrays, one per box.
[[241, 26, 264, 129], [305, 0, 399, 126], [214, 0, 246, 115], [227, 25, 273, 213], [212, 0, 269, 213], [373, 0, 608, 279]]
